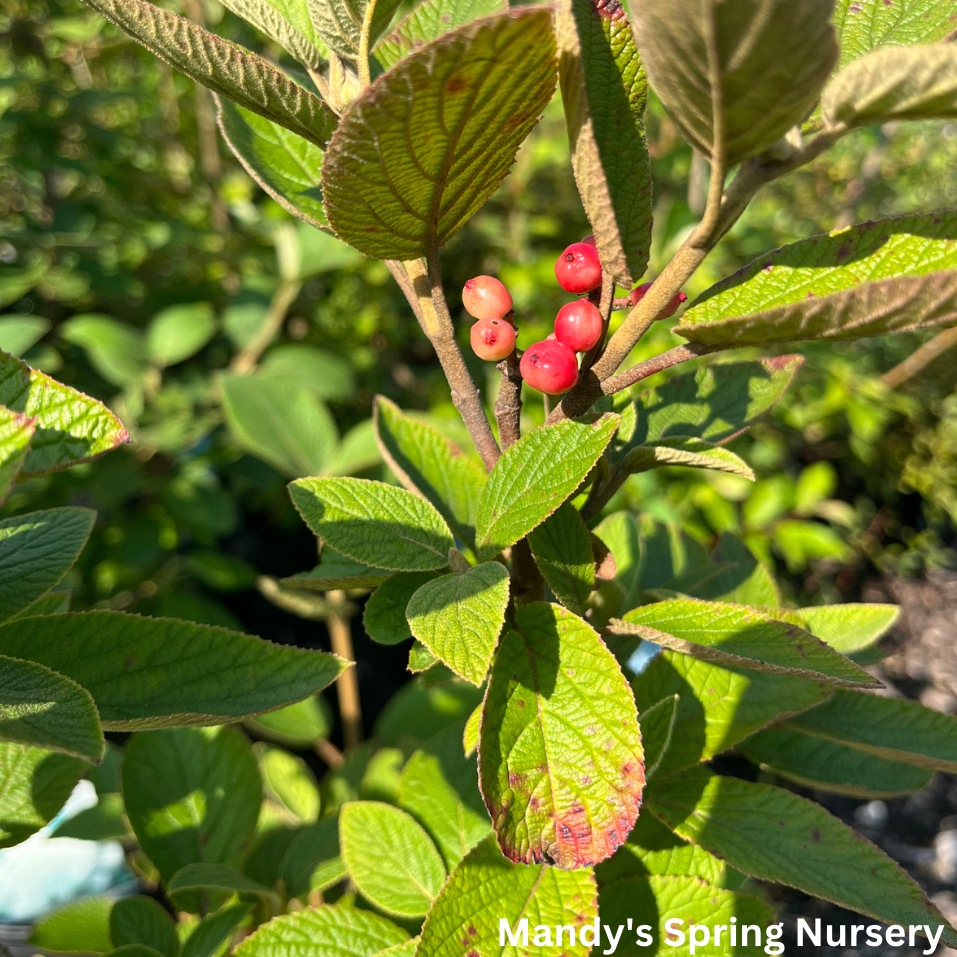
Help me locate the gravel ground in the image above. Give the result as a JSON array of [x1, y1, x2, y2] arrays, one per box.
[[774, 571, 957, 956]]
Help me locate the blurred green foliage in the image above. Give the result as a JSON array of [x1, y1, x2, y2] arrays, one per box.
[[2, 0, 956, 647]]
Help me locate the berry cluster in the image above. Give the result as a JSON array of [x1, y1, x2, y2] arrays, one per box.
[[462, 239, 686, 397]]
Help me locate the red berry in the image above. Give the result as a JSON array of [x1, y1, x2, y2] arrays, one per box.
[[555, 243, 602, 294], [462, 276, 512, 321], [628, 281, 687, 318], [470, 318, 516, 361], [554, 299, 603, 352], [520, 339, 579, 395]]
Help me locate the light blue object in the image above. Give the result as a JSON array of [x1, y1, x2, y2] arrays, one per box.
[[627, 639, 661, 675], [0, 781, 137, 923]]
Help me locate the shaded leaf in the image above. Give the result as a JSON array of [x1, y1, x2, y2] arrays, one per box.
[[217, 99, 328, 232], [0, 507, 94, 624], [678, 212, 957, 347], [256, 743, 321, 823], [167, 862, 280, 910], [631, 0, 837, 166], [219, 0, 326, 69], [110, 897, 179, 957], [281, 816, 345, 898], [0, 611, 347, 729], [406, 562, 510, 685], [322, 10, 557, 258], [409, 640, 439, 673], [0, 655, 104, 761], [528, 503, 595, 616], [0, 350, 129, 475], [638, 693, 678, 781], [245, 694, 333, 748], [80, 0, 336, 148], [147, 303, 217, 367], [340, 800, 447, 917], [476, 414, 619, 560], [285, 549, 392, 592], [29, 897, 113, 954], [291, 476, 454, 571], [181, 905, 252, 957], [613, 598, 878, 688], [558, 0, 651, 285], [480, 602, 644, 868], [648, 767, 957, 945], [624, 437, 755, 480], [59, 314, 147, 388], [305, 0, 403, 59], [364, 571, 437, 645]]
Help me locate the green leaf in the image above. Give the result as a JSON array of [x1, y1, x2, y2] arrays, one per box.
[[624, 437, 755, 480], [786, 689, 957, 772], [595, 811, 737, 888], [823, 44, 957, 133], [305, 0, 403, 59], [631, 650, 830, 777], [181, 905, 253, 957], [678, 212, 957, 347], [245, 694, 333, 748], [167, 862, 280, 910], [106, 947, 166, 957], [80, 0, 336, 148], [374, 0, 504, 68], [831, 0, 957, 70], [480, 602, 643, 868], [463, 702, 481, 756], [217, 99, 329, 232], [0, 655, 104, 761], [290, 476, 454, 571], [59, 314, 148, 388], [219, 0, 326, 69], [364, 571, 437, 645], [648, 767, 957, 945], [638, 693, 678, 781], [0, 314, 50, 356], [0, 261, 47, 310], [322, 9, 557, 258], [691, 532, 780, 607], [409, 640, 439, 673], [558, 0, 651, 285], [234, 905, 408, 957], [406, 562, 510, 685], [340, 800, 447, 917], [29, 896, 113, 954], [13, 590, 71, 619], [416, 834, 597, 957], [631, 0, 837, 167], [286, 549, 392, 592], [476, 415, 619, 560], [281, 815, 345, 897], [122, 727, 262, 884], [374, 677, 482, 747], [146, 303, 217, 367], [110, 897, 180, 957], [528, 503, 595, 616], [0, 611, 347, 729], [398, 719, 492, 869], [256, 743, 321, 823], [792, 602, 899, 654], [375, 942, 418, 957], [261, 341, 357, 396], [0, 350, 129, 475], [739, 726, 934, 798], [613, 598, 878, 688], [0, 741, 87, 848], [0, 407, 34, 504], [221, 374, 339, 479], [0, 507, 94, 624], [598, 874, 773, 956], [374, 396, 486, 547], [56, 791, 131, 841]]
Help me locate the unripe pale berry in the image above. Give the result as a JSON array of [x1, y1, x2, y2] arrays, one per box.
[[629, 281, 688, 319], [462, 276, 513, 321], [555, 243, 602, 294], [520, 339, 579, 395], [554, 299, 603, 352], [470, 318, 516, 361]]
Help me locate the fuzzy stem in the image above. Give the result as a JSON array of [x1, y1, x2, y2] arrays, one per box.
[[230, 280, 301, 374], [494, 351, 523, 450], [401, 255, 501, 471], [880, 324, 957, 391], [327, 590, 362, 751]]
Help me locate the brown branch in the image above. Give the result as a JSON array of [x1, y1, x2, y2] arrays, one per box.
[[401, 255, 501, 472], [327, 590, 362, 751], [880, 325, 957, 391], [495, 350, 523, 450]]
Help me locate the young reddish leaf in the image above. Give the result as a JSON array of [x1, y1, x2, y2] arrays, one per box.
[[479, 602, 644, 868], [322, 9, 557, 259], [558, 0, 652, 285]]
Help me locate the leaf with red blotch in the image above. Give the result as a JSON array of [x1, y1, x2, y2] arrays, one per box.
[[478, 602, 644, 869]]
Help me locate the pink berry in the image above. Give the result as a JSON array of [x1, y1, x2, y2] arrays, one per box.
[[520, 339, 579, 395], [462, 276, 513, 321], [555, 243, 602, 294], [629, 282, 687, 318], [554, 299, 603, 352], [470, 318, 516, 361]]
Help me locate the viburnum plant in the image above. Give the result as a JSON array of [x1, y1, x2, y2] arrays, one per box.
[[8, 0, 957, 954]]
